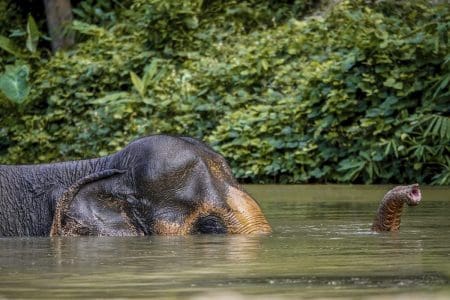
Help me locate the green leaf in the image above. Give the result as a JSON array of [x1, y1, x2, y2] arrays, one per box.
[[143, 60, 159, 87], [341, 53, 356, 71], [183, 16, 199, 29], [130, 71, 145, 97], [431, 74, 450, 100], [337, 158, 366, 181], [424, 115, 450, 139], [383, 77, 396, 88], [440, 117, 448, 139], [433, 116, 443, 136], [0, 64, 30, 104], [0, 35, 21, 57], [393, 82, 403, 90], [26, 15, 40, 53], [89, 92, 131, 105]]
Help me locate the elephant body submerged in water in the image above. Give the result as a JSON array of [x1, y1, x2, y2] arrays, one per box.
[[0, 135, 272, 237]]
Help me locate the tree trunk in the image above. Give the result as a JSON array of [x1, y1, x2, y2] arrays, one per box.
[[43, 0, 75, 52]]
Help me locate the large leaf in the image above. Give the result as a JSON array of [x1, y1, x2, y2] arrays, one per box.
[[0, 65, 30, 104], [130, 71, 145, 97], [0, 35, 21, 57], [26, 15, 40, 53], [424, 115, 450, 140], [143, 60, 159, 87]]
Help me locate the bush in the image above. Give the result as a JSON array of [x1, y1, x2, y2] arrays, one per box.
[[0, 0, 448, 184]]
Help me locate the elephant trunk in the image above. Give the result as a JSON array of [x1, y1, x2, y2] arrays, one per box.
[[225, 186, 272, 234], [371, 184, 421, 232]]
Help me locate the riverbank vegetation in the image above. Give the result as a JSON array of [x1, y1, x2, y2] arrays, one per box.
[[0, 0, 449, 184]]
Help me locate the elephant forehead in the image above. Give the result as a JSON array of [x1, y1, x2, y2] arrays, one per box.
[[135, 160, 230, 207], [136, 153, 199, 183], [204, 158, 233, 181]]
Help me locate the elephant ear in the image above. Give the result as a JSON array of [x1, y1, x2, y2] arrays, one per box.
[[50, 169, 143, 237]]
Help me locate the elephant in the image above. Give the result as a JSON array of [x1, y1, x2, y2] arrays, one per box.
[[371, 184, 421, 232], [0, 135, 272, 237]]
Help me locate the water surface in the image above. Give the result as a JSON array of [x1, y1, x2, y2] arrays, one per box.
[[0, 185, 449, 299]]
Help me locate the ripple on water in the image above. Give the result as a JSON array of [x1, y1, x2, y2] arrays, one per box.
[[0, 185, 449, 299]]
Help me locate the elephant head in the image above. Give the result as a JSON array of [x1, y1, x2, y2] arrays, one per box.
[[50, 136, 272, 236]]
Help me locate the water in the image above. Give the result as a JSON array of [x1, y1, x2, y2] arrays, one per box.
[[0, 185, 449, 299]]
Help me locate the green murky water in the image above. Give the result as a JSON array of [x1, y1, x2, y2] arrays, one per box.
[[0, 185, 449, 299]]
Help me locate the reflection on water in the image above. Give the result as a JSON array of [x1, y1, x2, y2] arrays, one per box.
[[0, 185, 449, 299]]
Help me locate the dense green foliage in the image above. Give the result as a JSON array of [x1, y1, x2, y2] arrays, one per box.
[[0, 0, 449, 184]]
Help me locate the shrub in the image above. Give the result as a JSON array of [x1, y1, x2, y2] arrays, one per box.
[[0, 0, 448, 184]]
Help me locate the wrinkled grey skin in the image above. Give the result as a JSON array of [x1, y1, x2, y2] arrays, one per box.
[[0, 135, 271, 237]]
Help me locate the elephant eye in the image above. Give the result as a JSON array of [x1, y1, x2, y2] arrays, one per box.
[[193, 215, 227, 234]]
